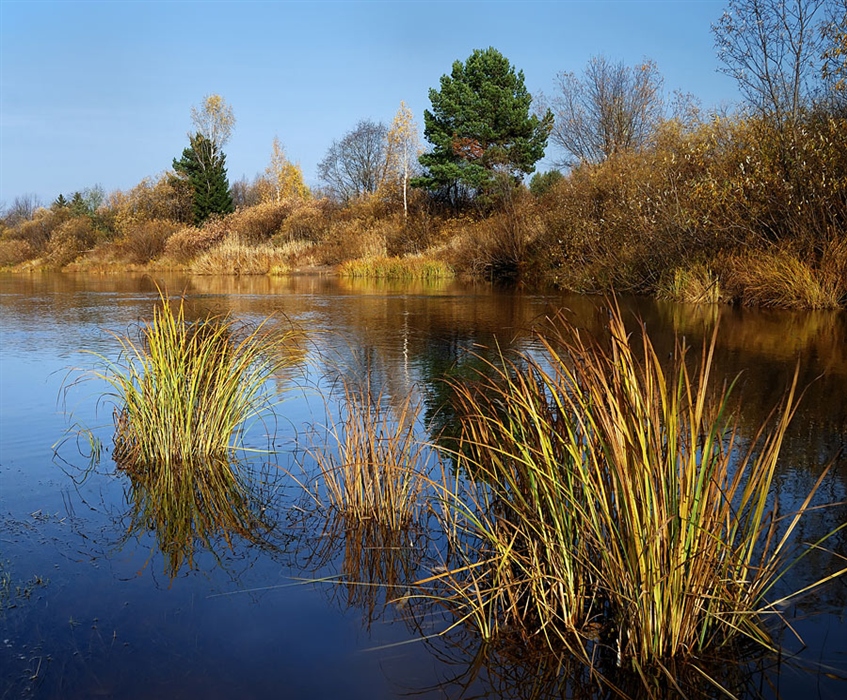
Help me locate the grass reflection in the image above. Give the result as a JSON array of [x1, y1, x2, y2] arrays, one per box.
[[121, 456, 278, 578]]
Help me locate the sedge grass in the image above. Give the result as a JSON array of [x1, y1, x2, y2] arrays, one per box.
[[428, 300, 846, 677], [338, 255, 454, 281], [308, 375, 428, 531], [90, 289, 294, 469]]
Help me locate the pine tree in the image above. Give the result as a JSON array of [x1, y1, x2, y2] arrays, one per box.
[[173, 133, 234, 225], [415, 47, 553, 208]]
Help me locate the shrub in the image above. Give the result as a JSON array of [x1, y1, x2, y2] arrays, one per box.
[[0, 239, 34, 267], [163, 216, 229, 262], [45, 217, 98, 267], [228, 201, 290, 244], [275, 198, 335, 242], [119, 218, 181, 264], [6, 206, 70, 255]]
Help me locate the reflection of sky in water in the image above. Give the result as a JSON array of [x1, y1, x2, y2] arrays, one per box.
[[1, 272, 846, 699]]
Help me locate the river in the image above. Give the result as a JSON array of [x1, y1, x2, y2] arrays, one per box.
[[1, 272, 844, 699]]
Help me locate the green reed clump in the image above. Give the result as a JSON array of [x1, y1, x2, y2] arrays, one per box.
[[93, 290, 291, 469], [309, 376, 429, 531], [431, 302, 845, 675]]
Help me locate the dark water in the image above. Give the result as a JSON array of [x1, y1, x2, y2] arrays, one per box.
[[1, 272, 845, 699]]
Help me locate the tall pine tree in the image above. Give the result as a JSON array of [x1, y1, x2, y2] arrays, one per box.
[[415, 47, 552, 208], [173, 133, 234, 225]]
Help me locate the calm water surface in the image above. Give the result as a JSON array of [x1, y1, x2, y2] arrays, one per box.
[[1, 272, 845, 699]]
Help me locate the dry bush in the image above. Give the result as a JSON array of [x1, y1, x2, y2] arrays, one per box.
[[0, 239, 34, 267], [5, 207, 70, 255], [190, 240, 292, 275], [104, 175, 193, 236], [312, 218, 389, 266], [45, 217, 99, 267], [437, 194, 546, 282], [228, 201, 290, 244], [275, 198, 335, 242], [385, 190, 444, 256], [118, 219, 182, 264], [163, 216, 230, 263], [535, 154, 676, 292]]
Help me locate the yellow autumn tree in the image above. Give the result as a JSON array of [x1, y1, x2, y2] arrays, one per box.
[[383, 101, 421, 217], [190, 94, 236, 155], [263, 136, 310, 203]]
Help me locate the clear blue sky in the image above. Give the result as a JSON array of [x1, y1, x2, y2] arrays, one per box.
[[0, 0, 738, 208]]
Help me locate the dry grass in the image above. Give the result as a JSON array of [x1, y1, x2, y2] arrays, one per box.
[[190, 240, 292, 275], [724, 248, 844, 309], [308, 374, 429, 531], [657, 263, 723, 304], [338, 255, 454, 280]]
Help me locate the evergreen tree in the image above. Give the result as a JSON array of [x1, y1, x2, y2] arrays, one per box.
[[173, 133, 234, 225], [415, 47, 553, 207]]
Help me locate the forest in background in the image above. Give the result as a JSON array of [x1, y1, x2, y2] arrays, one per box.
[[2, 0, 846, 310]]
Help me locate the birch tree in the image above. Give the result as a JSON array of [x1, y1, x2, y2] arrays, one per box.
[[190, 94, 236, 156], [383, 102, 421, 217], [264, 136, 309, 202]]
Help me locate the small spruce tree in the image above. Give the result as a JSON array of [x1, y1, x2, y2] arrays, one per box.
[[173, 133, 234, 225]]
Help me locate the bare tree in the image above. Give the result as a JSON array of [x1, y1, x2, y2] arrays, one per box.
[[713, 0, 829, 128], [548, 55, 665, 167], [318, 119, 388, 201], [822, 0, 847, 109], [2, 193, 43, 226]]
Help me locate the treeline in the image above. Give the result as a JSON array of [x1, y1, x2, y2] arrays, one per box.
[[1, 0, 846, 309]]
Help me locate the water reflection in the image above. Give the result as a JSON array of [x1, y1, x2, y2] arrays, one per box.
[[2, 272, 846, 698], [120, 456, 280, 579]]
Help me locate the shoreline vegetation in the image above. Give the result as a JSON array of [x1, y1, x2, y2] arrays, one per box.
[[1, 110, 844, 310]]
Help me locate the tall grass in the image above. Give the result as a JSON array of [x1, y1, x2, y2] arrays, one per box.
[[725, 248, 845, 309], [308, 375, 429, 531], [190, 240, 292, 275], [91, 289, 293, 469], [338, 255, 454, 281], [428, 301, 845, 677], [657, 263, 722, 304]]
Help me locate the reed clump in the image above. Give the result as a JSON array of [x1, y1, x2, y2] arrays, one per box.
[[93, 290, 293, 469], [309, 376, 429, 531], [657, 263, 722, 304], [429, 302, 845, 677], [338, 255, 454, 281]]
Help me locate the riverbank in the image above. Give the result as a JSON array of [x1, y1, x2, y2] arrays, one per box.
[[2, 114, 845, 310]]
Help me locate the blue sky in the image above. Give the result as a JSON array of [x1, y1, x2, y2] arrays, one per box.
[[0, 0, 738, 207]]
